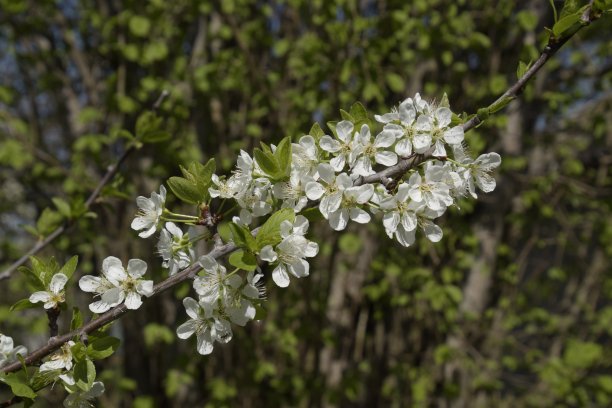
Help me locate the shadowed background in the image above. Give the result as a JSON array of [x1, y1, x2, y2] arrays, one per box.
[[0, 0, 611, 406]]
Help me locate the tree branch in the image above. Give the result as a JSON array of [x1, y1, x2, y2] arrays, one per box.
[[0, 8, 601, 373]]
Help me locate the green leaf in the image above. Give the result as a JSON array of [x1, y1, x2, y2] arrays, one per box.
[[552, 10, 583, 37], [308, 122, 326, 142], [71, 342, 88, 361], [36, 208, 63, 237], [253, 148, 279, 178], [255, 208, 295, 250], [0, 374, 37, 399], [274, 136, 292, 179], [129, 15, 151, 37], [135, 111, 162, 138], [10, 298, 37, 312], [70, 307, 83, 331], [140, 129, 171, 143], [30, 369, 60, 391], [549, 0, 558, 22], [167, 177, 201, 204], [87, 336, 120, 360], [30, 257, 59, 288], [228, 250, 258, 272], [74, 359, 96, 391], [59, 255, 78, 280], [349, 102, 368, 123], [52, 197, 71, 218], [17, 266, 44, 290], [339, 109, 354, 122], [385, 73, 405, 93], [228, 223, 257, 252], [516, 60, 531, 79]]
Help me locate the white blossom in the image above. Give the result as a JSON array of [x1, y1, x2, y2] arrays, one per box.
[[259, 216, 318, 287], [209, 174, 247, 199], [79, 257, 153, 313], [414, 107, 463, 156], [272, 172, 313, 212], [29, 273, 68, 309], [305, 163, 353, 218], [463, 152, 502, 198], [176, 297, 232, 355], [131, 185, 166, 238], [40, 341, 75, 372], [291, 135, 320, 178], [350, 124, 398, 177], [193, 255, 235, 304], [157, 222, 194, 276], [0, 334, 27, 368], [406, 166, 454, 212], [328, 184, 374, 231], [319, 120, 360, 172]]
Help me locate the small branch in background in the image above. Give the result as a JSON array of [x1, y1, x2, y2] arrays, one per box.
[[0, 90, 171, 282]]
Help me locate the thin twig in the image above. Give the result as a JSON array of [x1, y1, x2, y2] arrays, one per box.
[[0, 91, 170, 282]]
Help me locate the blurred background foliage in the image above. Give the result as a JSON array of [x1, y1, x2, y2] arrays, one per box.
[[0, 0, 611, 406]]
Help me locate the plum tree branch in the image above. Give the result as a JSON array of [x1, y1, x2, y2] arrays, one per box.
[[0, 8, 601, 374]]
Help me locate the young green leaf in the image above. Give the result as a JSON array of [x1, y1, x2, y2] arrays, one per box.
[[228, 223, 257, 252], [52, 197, 71, 219], [228, 250, 258, 272], [253, 148, 279, 178], [167, 177, 201, 204], [59, 255, 78, 280], [274, 136, 292, 179], [74, 359, 96, 391], [10, 298, 38, 312], [87, 336, 121, 360], [0, 374, 37, 399], [70, 307, 83, 331], [255, 208, 295, 250], [339, 109, 354, 122], [308, 122, 326, 142]]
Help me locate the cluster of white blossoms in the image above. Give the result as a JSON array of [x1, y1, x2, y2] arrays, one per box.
[[123, 93, 501, 356]]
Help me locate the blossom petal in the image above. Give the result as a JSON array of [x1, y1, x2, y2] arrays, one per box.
[[137, 280, 154, 297], [336, 120, 354, 143], [88, 300, 111, 314], [329, 208, 349, 231], [374, 130, 396, 148], [383, 212, 400, 233], [196, 331, 215, 355], [396, 226, 416, 247], [138, 226, 157, 238], [198, 255, 218, 272], [101, 287, 125, 307], [319, 135, 341, 153], [305, 182, 325, 201], [176, 320, 197, 340], [375, 151, 398, 166], [79, 276, 102, 293], [395, 138, 412, 157], [422, 220, 443, 242], [124, 292, 143, 310], [259, 245, 278, 262], [349, 208, 371, 224], [272, 265, 290, 288], [29, 291, 51, 304], [444, 126, 464, 145], [329, 154, 346, 172], [105, 264, 127, 286], [304, 241, 319, 258], [127, 259, 147, 278], [435, 107, 452, 127], [183, 297, 200, 320], [165, 222, 183, 238], [289, 259, 310, 278]]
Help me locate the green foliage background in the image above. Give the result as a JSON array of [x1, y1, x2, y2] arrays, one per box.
[[0, 0, 611, 406]]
